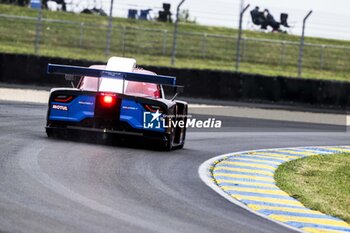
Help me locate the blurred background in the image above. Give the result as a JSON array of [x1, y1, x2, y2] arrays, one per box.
[[0, 0, 349, 81]]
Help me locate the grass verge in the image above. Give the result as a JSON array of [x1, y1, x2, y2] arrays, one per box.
[[275, 153, 350, 223]]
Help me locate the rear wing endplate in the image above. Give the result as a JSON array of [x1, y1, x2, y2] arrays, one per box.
[[47, 64, 176, 86]]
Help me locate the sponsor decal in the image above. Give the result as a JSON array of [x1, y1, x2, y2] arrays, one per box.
[[143, 110, 222, 129], [52, 104, 68, 111], [100, 70, 123, 78], [78, 101, 93, 105], [122, 106, 138, 110]]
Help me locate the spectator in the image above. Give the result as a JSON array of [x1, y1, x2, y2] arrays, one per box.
[[250, 6, 268, 29], [264, 9, 280, 31]]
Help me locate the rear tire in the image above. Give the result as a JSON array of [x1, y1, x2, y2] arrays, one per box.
[[175, 104, 187, 149], [46, 128, 54, 138], [164, 128, 175, 151], [177, 127, 186, 149]]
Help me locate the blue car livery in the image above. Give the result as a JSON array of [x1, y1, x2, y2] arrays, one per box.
[[46, 57, 187, 150]]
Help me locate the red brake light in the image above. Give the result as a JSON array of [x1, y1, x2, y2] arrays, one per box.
[[100, 93, 116, 107], [103, 96, 113, 104]]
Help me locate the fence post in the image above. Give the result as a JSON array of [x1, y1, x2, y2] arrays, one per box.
[[105, 0, 114, 55], [79, 22, 84, 48], [235, 4, 250, 71], [171, 0, 186, 65], [162, 30, 168, 56], [297, 10, 312, 78], [34, 0, 43, 55]]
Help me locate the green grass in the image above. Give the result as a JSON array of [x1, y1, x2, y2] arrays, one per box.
[[275, 153, 350, 223], [0, 4, 350, 81]]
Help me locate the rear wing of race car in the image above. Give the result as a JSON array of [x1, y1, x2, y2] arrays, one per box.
[[47, 63, 176, 86]]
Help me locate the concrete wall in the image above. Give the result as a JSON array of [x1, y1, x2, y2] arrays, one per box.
[[1, 53, 349, 109]]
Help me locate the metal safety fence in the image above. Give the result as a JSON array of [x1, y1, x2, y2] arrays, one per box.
[[0, 14, 349, 76]]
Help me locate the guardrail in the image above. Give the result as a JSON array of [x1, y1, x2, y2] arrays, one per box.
[[0, 14, 349, 76]]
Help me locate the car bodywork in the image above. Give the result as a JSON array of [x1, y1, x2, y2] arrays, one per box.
[[46, 57, 188, 150]]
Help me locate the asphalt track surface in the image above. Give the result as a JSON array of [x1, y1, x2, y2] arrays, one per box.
[[1, 100, 349, 233]]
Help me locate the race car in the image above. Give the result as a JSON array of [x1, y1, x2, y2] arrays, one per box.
[[45, 57, 188, 150]]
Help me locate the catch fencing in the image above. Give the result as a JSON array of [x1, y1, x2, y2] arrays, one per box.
[[0, 13, 349, 75]]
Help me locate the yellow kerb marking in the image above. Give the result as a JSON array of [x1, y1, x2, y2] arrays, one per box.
[[248, 154, 291, 161], [235, 157, 281, 165], [222, 186, 288, 196], [215, 167, 274, 176], [213, 173, 274, 182], [220, 161, 276, 170], [270, 215, 350, 227], [302, 227, 349, 233], [233, 195, 303, 206], [324, 147, 350, 153], [248, 204, 323, 215], [215, 179, 276, 188], [276, 149, 317, 156], [251, 152, 300, 159]]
